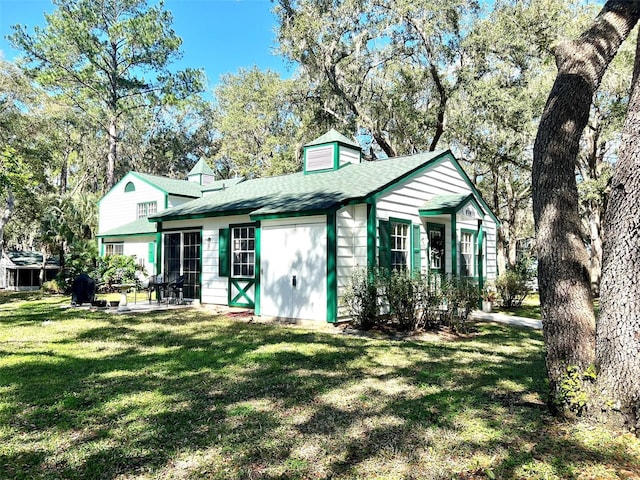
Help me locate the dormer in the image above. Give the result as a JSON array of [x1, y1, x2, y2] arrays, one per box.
[[187, 158, 215, 185], [303, 129, 362, 174]]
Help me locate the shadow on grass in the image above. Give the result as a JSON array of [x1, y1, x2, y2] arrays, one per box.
[[0, 304, 637, 479]]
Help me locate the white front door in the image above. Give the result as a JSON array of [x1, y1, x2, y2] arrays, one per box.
[[261, 221, 327, 321]]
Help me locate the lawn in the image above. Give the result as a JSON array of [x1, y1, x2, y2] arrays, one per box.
[[1, 292, 638, 479]]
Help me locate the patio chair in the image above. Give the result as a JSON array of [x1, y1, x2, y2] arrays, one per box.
[[167, 275, 185, 305]]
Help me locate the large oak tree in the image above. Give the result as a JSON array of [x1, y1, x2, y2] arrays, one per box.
[[532, 0, 640, 414]]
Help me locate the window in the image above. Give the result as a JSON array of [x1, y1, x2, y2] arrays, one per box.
[[124, 182, 136, 192], [460, 230, 476, 277], [105, 243, 124, 256], [232, 226, 255, 278], [390, 222, 410, 271], [137, 201, 157, 219], [428, 224, 445, 273]]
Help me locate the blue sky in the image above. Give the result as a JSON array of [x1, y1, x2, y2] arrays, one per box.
[[0, 0, 292, 92]]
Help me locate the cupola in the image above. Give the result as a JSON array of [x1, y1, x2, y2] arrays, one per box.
[[187, 158, 215, 185], [303, 129, 362, 174]]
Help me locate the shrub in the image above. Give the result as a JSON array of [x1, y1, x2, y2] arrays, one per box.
[[95, 255, 138, 292], [440, 276, 478, 332], [342, 267, 379, 330], [42, 279, 62, 294], [57, 239, 99, 292], [496, 269, 530, 308], [385, 269, 425, 331]]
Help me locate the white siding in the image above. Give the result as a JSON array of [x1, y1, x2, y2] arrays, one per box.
[[339, 145, 361, 166], [167, 195, 199, 208], [336, 204, 367, 315], [166, 215, 252, 306], [100, 235, 157, 274], [98, 175, 165, 234], [376, 158, 498, 280]]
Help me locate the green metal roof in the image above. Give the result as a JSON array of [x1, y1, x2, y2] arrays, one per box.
[[188, 158, 216, 177], [97, 217, 157, 237], [304, 128, 361, 149], [4, 251, 60, 267], [150, 150, 451, 221], [132, 172, 204, 198]]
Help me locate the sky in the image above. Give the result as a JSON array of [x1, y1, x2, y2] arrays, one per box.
[[0, 0, 292, 93]]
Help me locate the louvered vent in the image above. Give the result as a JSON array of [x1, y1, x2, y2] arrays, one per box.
[[305, 145, 334, 172]]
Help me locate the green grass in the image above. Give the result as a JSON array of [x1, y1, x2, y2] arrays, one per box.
[[1, 293, 638, 479], [495, 294, 542, 319]]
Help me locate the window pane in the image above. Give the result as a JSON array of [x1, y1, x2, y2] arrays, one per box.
[[231, 225, 256, 278]]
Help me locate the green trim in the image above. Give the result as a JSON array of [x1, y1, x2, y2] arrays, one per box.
[[96, 232, 156, 239], [389, 216, 411, 225], [254, 222, 261, 316], [229, 279, 255, 308], [303, 143, 338, 174], [161, 226, 203, 233], [218, 228, 230, 277], [477, 220, 484, 307], [99, 239, 104, 257], [227, 222, 259, 309], [149, 208, 255, 223], [378, 219, 391, 272], [155, 230, 162, 276], [451, 214, 457, 277], [164, 194, 168, 210], [250, 208, 337, 221], [447, 161, 501, 226], [426, 222, 446, 274], [199, 227, 204, 303], [411, 223, 421, 275], [367, 202, 376, 270], [326, 213, 337, 323]]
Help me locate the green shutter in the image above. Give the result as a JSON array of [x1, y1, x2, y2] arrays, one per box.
[[147, 242, 155, 264], [411, 224, 421, 275], [379, 220, 391, 272], [218, 228, 230, 277]]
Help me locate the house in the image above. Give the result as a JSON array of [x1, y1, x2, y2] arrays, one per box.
[[97, 129, 499, 322], [97, 159, 243, 275], [0, 250, 60, 291]]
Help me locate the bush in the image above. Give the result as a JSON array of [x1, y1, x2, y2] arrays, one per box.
[[385, 269, 425, 331], [496, 269, 530, 308], [343, 269, 480, 333], [42, 279, 62, 294], [440, 276, 478, 332], [57, 239, 99, 293], [95, 255, 138, 292], [342, 267, 379, 330]]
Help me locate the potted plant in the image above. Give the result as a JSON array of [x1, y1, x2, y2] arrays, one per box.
[[482, 286, 497, 313]]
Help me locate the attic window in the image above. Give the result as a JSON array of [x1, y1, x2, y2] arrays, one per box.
[[124, 182, 135, 192]]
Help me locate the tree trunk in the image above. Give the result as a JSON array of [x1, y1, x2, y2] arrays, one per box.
[[595, 30, 640, 432], [106, 114, 117, 191], [532, 1, 640, 414]]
